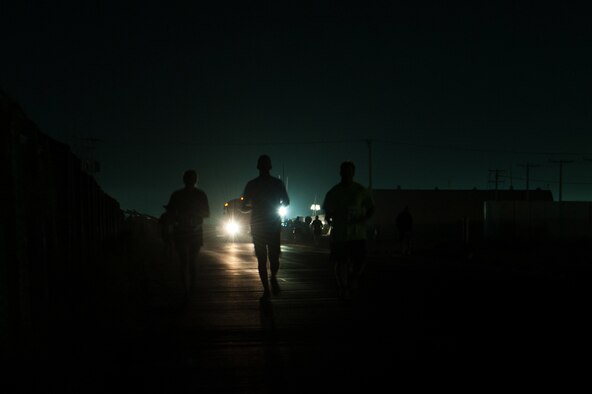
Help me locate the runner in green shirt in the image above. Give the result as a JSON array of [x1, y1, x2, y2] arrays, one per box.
[[322, 161, 375, 300]]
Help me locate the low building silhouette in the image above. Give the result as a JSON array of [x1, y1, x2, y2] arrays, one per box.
[[369, 188, 554, 251]]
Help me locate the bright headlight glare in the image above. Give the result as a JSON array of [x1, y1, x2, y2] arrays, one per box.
[[225, 220, 240, 235], [278, 206, 288, 217]]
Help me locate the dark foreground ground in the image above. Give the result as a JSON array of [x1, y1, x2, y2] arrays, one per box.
[[8, 236, 592, 393]]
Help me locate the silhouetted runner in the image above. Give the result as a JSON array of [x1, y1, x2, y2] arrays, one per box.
[[323, 161, 375, 300], [167, 169, 210, 299], [311, 215, 323, 246], [241, 154, 290, 302]]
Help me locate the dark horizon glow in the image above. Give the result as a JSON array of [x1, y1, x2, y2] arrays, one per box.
[[3, 2, 591, 218]]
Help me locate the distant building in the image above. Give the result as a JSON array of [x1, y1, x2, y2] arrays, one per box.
[[484, 200, 592, 243], [369, 188, 554, 249]]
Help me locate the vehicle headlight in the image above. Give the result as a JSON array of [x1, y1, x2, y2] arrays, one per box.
[[224, 220, 240, 236], [278, 206, 288, 218]]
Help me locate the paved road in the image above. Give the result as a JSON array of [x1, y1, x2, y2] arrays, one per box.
[[31, 238, 455, 393], [117, 240, 451, 393], [18, 237, 592, 392]]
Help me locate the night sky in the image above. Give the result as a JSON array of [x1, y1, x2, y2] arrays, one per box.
[[3, 1, 591, 220]]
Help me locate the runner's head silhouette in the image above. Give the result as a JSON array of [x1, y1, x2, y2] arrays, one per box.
[[183, 169, 198, 187], [257, 154, 272, 172]]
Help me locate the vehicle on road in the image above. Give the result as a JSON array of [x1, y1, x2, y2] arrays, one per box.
[[220, 197, 251, 242]]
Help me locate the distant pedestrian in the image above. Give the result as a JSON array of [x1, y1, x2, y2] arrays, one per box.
[[311, 215, 323, 246], [322, 161, 375, 300], [396, 205, 413, 255], [292, 216, 305, 242], [167, 169, 210, 299], [241, 154, 290, 302]]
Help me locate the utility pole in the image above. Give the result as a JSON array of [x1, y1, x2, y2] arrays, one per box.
[[366, 139, 373, 190], [517, 162, 540, 191], [282, 163, 289, 191], [488, 169, 505, 190], [549, 159, 573, 202], [488, 169, 505, 200], [518, 162, 540, 201]]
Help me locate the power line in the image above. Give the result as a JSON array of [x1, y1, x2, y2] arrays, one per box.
[[95, 136, 590, 157], [82, 136, 592, 190], [100, 137, 368, 147], [376, 139, 588, 157], [499, 174, 592, 185]]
